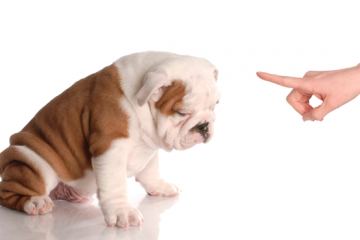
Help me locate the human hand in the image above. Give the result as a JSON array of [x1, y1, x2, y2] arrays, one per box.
[[256, 64, 360, 121]]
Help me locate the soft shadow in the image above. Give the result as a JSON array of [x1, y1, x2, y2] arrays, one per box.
[[0, 194, 179, 240]]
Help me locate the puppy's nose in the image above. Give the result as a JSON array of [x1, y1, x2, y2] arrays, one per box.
[[196, 122, 209, 132]]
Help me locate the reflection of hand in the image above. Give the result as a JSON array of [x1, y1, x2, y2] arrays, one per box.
[[257, 64, 360, 121]]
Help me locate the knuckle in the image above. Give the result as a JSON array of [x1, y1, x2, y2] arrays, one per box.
[[312, 109, 324, 120], [313, 114, 322, 120], [302, 81, 314, 93], [286, 94, 292, 103], [304, 71, 315, 77]]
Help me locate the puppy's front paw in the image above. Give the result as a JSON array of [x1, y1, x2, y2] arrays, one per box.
[[103, 203, 144, 228], [137, 179, 180, 197]]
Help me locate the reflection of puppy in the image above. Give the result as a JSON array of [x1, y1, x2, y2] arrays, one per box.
[[0, 194, 179, 239], [0, 51, 220, 228]]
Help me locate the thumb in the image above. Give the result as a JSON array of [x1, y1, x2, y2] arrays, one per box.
[[302, 99, 334, 121]]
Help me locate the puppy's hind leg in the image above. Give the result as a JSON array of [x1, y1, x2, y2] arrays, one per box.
[[0, 146, 58, 215]]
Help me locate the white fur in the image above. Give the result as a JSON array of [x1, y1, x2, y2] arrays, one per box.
[[24, 195, 54, 215], [92, 139, 131, 205], [65, 170, 97, 196], [19, 52, 219, 227], [90, 52, 219, 227], [91, 139, 144, 227], [135, 151, 180, 196], [114, 51, 220, 151]]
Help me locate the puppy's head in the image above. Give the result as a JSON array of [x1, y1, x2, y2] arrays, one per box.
[[136, 55, 220, 151]]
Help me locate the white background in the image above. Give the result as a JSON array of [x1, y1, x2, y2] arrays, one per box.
[[1, 1, 360, 239]]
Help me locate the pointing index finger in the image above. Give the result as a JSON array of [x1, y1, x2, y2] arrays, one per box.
[[256, 72, 305, 90]]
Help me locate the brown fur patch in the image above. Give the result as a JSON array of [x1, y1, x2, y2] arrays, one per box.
[[1, 64, 129, 182], [0, 146, 46, 212], [155, 80, 186, 116]]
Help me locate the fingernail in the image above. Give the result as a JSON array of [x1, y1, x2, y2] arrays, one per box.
[[303, 117, 311, 122]]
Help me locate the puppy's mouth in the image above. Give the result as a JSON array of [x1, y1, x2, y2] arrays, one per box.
[[179, 132, 209, 150], [175, 121, 212, 150], [179, 139, 201, 150]]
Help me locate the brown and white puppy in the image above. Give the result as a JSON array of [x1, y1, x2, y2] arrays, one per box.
[[0, 51, 220, 228]]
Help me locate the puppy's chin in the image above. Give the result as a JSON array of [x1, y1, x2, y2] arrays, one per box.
[[174, 133, 205, 151]]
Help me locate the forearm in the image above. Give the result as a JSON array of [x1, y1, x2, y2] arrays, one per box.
[[135, 151, 161, 183], [135, 151, 180, 197], [351, 64, 360, 95], [91, 140, 129, 207]]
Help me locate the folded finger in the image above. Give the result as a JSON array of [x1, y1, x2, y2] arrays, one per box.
[[286, 89, 313, 115], [302, 98, 334, 121]]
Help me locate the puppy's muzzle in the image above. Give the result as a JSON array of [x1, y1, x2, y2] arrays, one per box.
[[196, 122, 210, 143]]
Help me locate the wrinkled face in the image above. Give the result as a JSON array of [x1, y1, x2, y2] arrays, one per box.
[[149, 76, 220, 151]]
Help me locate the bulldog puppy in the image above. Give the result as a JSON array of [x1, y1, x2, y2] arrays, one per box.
[[0, 51, 220, 228]]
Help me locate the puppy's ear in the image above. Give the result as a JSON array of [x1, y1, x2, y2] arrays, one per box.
[[214, 69, 219, 81], [136, 69, 170, 107]]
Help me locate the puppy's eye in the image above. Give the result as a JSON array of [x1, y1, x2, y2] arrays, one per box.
[[176, 111, 187, 117]]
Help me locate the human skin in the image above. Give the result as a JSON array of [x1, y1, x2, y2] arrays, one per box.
[[256, 64, 360, 121]]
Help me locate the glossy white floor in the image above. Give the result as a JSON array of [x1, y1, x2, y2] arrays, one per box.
[[2, 163, 360, 240], [0, 179, 181, 240], [2, 153, 360, 240]]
